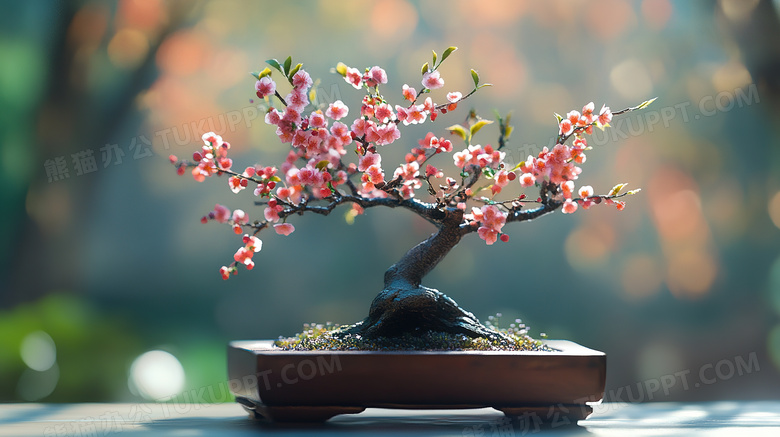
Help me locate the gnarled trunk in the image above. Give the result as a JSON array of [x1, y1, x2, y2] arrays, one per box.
[[340, 209, 509, 341]]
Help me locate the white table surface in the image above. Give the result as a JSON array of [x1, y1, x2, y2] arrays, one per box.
[[1, 401, 780, 436]]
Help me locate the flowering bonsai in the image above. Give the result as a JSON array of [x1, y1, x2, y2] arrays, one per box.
[[171, 48, 652, 346]]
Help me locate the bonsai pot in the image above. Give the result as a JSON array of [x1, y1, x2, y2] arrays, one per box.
[[227, 339, 606, 422]]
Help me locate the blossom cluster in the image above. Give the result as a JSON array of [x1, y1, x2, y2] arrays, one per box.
[[170, 50, 644, 279], [468, 205, 507, 245], [188, 132, 232, 181]]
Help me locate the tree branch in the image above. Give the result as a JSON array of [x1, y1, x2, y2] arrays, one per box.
[[267, 193, 447, 227]]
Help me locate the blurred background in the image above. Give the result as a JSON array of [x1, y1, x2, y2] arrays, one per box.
[[1, 0, 779, 404]]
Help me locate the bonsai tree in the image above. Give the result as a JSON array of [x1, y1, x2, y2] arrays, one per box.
[[171, 48, 652, 344]]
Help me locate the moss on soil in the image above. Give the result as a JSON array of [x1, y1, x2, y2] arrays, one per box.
[[274, 315, 552, 351]]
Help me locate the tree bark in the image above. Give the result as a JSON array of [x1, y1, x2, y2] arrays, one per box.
[[340, 208, 510, 341]]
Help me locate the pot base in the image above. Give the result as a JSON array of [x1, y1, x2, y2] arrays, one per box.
[[228, 340, 605, 423]]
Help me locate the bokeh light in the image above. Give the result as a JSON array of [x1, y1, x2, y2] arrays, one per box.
[[128, 350, 185, 401], [769, 255, 780, 317], [769, 191, 780, 230], [769, 324, 780, 374], [20, 331, 56, 372], [621, 254, 663, 300], [16, 365, 59, 401]]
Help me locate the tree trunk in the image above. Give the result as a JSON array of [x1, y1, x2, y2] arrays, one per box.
[[340, 209, 510, 341]]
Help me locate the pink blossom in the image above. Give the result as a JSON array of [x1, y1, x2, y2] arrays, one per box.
[[274, 223, 295, 236], [325, 100, 349, 120], [233, 247, 254, 268], [351, 118, 375, 137], [519, 173, 536, 187], [229, 176, 245, 193], [285, 89, 309, 112], [330, 121, 352, 145], [581, 102, 595, 124], [494, 170, 510, 188], [255, 77, 276, 98], [422, 70, 444, 90], [447, 92, 462, 103], [399, 183, 416, 199], [559, 118, 574, 136], [453, 149, 473, 168], [232, 209, 248, 225], [395, 105, 410, 125], [308, 111, 327, 129], [264, 204, 283, 222], [220, 266, 231, 280], [345, 66, 362, 89], [580, 198, 595, 210], [217, 156, 232, 171], [578, 185, 594, 198], [566, 110, 581, 127], [202, 132, 222, 147], [366, 66, 388, 87], [418, 132, 436, 148], [402, 84, 417, 101], [597, 104, 612, 127], [242, 234, 262, 252], [374, 103, 394, 123], [561, 181, 575, 199], [407, 105, 427, 124], [423, 97, 434, 112], [562, 199, 578, 214], [281, 108, 301, 124], [373, 123, 401, 146], [296, 164, 325, 187], [213, 204, 231, 223], [519, 156, 534, 174], [358, 152, 381, 171], [478, 227, 499, 245], [365, 164, 384, 184], [480, 205, 506, 231], [365, 124, 379, 143], [292, 69, 313, 90], [394, 161, 419, 182]]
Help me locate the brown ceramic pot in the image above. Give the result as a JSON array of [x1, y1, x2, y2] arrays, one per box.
[[227, 340, 605, 422]]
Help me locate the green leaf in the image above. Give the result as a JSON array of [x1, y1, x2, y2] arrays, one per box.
[[470, 69, 479, 87], [268, 175, 282, 183], [609, 183, 628, 197], [432, 50, 437, 67], [283, 56, 292, 76], [266, 59, 283, 74], [441, 46, 457, 64], [634, 97, 657, 110], [315, 160, 330, 171], [626, 188, 642, 195], [511, 161, 525, 172], [288, 63, 302, 80], [470, 119, 494, 137], [477, 83, 493, 89], [482, 167, 496, 179], [504, 125, 514, 139], [335, 62, 348, 77], [250, 67, 272, 81], [554, 112, 563, 123], [446, 124, 468, 141], [309, 87, 317, 103], [421, 62, 430, 75]]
